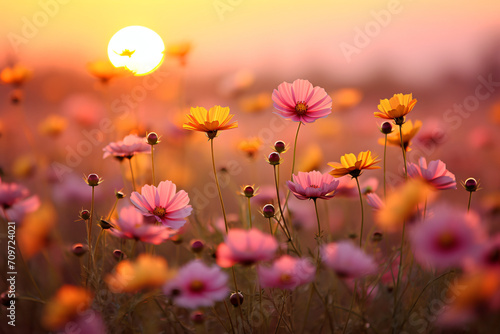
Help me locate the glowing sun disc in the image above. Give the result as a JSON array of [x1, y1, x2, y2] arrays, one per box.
[[108, 26, 164, 76]]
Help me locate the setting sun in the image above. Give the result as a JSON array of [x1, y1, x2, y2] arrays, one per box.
[[107, 26, 164, 76]]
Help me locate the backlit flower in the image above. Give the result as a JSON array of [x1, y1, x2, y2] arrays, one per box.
[[287, 171, 339, 200], [106, 254, 171, 293], [272, 79, 332, 123], [328, 151, 380, 178], [237, 137, 262, 159], [182, 105, 238, 139], [321, 241, 377, 279], [0, 64, 32, 86], [110, 206, 175, 244], [407, 157, 456, 190], [410, 205, 485, 270], [38, 114, 67, 138], [130, 180, 192, 230], [374, 93, 417, 123], [163, 260, 228, 308], [87, 60, 128, 84], [379, 119, 422, 151], [103, 134, 151, 160], [216, 228, 278, 267], [258, 255, 315, 290]]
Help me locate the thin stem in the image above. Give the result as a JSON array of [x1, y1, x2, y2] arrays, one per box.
[[342, 281, 357, 334], [274, 292, 287, 334], [300, 284, 315, 334], [467, 191, 472, 212], [423, 196, 428, 220], [93, 229, 104, 261], [384, 134, 387, 199], [128, 158, 137, 191], [151, 145, 156, 186], [223, 300, 236, 334], [355, 177, 364, 248], [313, 199, 321, 241], [210, 139, 228, 233], [86, 186, 95, 287], [290, 122, 302, 180], [231, 267, 245, 327], [247, 197, 252, 229], [268, 218, 273, 235], [16, 242, 43, 300], [399, 124, 407, 179], [107, 197, 119, 221]]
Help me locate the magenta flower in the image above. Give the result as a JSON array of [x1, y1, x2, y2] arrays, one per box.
[[407, 157, 456, 190], [130, 180, 192, 230], [216, 228, 278, 268], [474, 234, 500, 269], [258, 255, 315, 290], [286, 171, 339, 200], [163, 260, 228, 309], [109, 206, 176, 245], [0, 178, 40, 222], [410, 205, 485, 270], [103, 134, 150, 159], [272, 79, 332, 123], [321, 241, 377, 279]]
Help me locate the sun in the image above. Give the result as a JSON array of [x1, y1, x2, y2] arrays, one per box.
[[108, 26, 165, 76]]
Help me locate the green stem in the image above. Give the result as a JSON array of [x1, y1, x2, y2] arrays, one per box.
[[399, 124, 407, 179], [290, 122, 302, 180], [128, 158, 137, 191], [313, 199, 321, 242], [151, 145, 156, 186], [355, 177, 364, 248], [86, 186, 95, 287], [384, 134, 387, 199], [268, 218, 273, 235], [223, 300, 236, 334], [247, 197, 252, 229], [467, 191, 472, 212], [210, 139, 228, 233], [107, 197, 119, 221]]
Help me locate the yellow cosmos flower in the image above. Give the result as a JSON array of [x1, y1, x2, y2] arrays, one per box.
[[374, 93, 417, 124], [328, 151, 380, 178], [87, 60, 129, 84], [0, 64, 32, 86], [183, 105, 238, 139], [379, 119, 422, 151], [238, 137, 262, 158], [42, 285, 92, 330]]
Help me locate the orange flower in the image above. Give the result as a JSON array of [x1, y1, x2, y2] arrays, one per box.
[[331, 88, 363, 111], [239, 92, 272, 113], [379, 119, 422, 151], [328, 151, 380, 178], [238, 137, 262, 158], [42, 285, 92, 330], [18, 204, 56, 259], [183, 105, 238, 139], [374, 93, 417, 124], [0, 64, 32, 86], [105, 254, 171, 293], [38, 114, 67, 137], [166, 41, 191, 66], [87, 60, 129, 84]]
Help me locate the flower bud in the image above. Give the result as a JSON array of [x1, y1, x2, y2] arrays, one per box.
[[113, 249, 126, 260], [71, 243, 89, 257], [190, 311, 205, 324], [147, 132, 159, 145], [262, 204, 275, 218], [380, 122, 393, 134], [372, 232, 383, 242], [274, 140, 286, 153], [267, 152, 281, 165], [86, 173, 101, 187], [230, 291, 244, 307], [243, 185, 255, 198], [190, 240, 204, 253], [1, 291, 16, 307], [80, 209, 91, 221], [115, 190, 125, 199], [463, 178, 479, 192], [99, 219, 112, 229]]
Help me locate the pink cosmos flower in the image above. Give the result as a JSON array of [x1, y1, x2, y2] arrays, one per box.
[[258, 255, 315, 290], [471, 234, 500, 270], [0, 178, 40, 222], [321, 241, 377, 279], [103, 134, 151, 159], [216, 228, 278, 268], [366, 193, 384, 211], [407, 157, 456, 190], [163, 260, 228, 309], [409, 205, 485, 270], [130, 180, 192, 230], [286, 171, 339, 200], [110, 206, 176, 245], [272, 79, 332, 123]]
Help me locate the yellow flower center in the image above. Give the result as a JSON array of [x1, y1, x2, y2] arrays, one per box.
[[438, 232, 457, 250], [153, 207, 166, 217], [189, 280, 205, 292], [295, 102, 308, 115], [280, 273, 292, 283]]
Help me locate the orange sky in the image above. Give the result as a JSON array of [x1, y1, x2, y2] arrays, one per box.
[[1, 0, 500, 83]]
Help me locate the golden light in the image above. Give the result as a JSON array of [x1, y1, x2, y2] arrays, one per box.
[[107, 26, 165, 76]]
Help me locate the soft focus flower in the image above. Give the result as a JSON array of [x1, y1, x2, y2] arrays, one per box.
[[366, 193, 384, 210], [218, 69, 255, 96], [12, 154, 36, 179], [321, 241, 377, 279], [18, 205, 56, 259], [163, 260, 228, 308], [0, 177, 40, 222], [106, 254, 171, 293], [258, 255, 315, 290], [216, 228, 278, 267], [287, 171, 339, 200], [110, 206, 175, 244], [296, 144, 323, 172], [166, 41, 191, 66], [237, 137, 262, 159], [374, 93, 417, 123], [239, 92, 272, 113], [0, 64, 32, 86], [380, 119, 422, 151], [38, 114, 67, 138], [407, 157, 456, 190], [272, 79, 332, 123], [331, 88, 363, 111], [87, 60, 128, 83], [328, 151, 380, 178], [130, 180, 192, 230], [103, 134, 151, 159], [410, 206, 486, 270], [375, 179, 432, 231], [42, 285, 93, 331], [182, 105, 238, 139], [473, 234, 500, 269], [438, 270, 500, 327]]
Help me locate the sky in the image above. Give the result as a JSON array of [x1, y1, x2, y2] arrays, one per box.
[[1, 0, 500, 84]]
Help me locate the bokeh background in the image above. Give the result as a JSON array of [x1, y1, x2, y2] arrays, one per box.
[[1, 0, 500, 332]]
